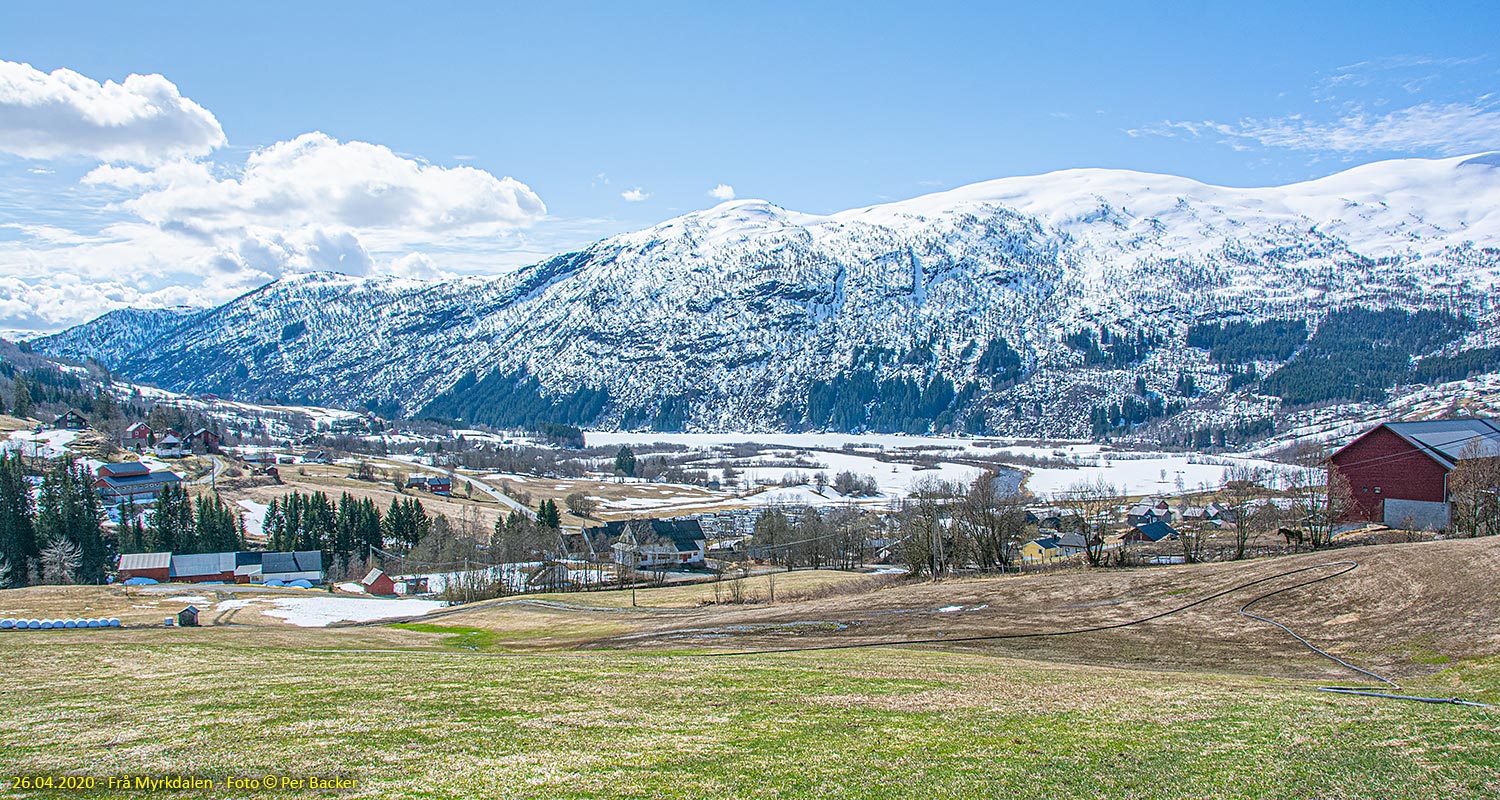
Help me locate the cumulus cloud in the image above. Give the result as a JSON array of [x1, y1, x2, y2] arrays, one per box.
[[87, 132, 546, 235], [620, 187, 649, 202], [1133, 102, 1500, 156], [707, 183, 735, 201], [0, 60, 225, 163], [0, 63, 550, 330]]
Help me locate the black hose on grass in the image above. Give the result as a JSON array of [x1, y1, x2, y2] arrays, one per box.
[[1316, 688, 1493, 708]]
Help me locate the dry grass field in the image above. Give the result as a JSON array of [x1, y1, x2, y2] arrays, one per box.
[[3, 538, 1499, 798]]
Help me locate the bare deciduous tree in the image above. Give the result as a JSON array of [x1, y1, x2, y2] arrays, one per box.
[[1055, 477, 1119, 567], [1449, 443, 1500, 538], [1285, 445, 1351, 549], [40, 537, 81, 585], [1221, 464, 1269, 560]]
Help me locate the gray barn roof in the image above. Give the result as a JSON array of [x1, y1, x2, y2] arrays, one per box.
[[170, 552, 235, 577], [119, 551, 171, 571], [1382, 418, 1500, 468], [261, 550, 323, 575]]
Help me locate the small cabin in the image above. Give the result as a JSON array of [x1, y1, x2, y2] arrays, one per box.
[[177, 606, 200, 627], [360, 568, 396, 596]]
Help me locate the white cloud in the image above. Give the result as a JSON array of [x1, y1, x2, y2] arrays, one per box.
[[707, 183, 736, 201], [0, 60, 225, 163], [0, 61, 554, 330], [620, 187, 649, 202], [1134, 102, 1500, 156], [88, 132, 546, 235]]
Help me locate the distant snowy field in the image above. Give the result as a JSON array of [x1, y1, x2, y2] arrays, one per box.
[[587, 432, 1300, 499], [1022, 453, 1303, 496]]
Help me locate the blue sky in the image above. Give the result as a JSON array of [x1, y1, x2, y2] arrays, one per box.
[[1, 1, 1498, 330]]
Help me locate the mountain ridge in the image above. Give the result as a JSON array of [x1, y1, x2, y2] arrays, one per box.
[[36, 153, 1500, 440]]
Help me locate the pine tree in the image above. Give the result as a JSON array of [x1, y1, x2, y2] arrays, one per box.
[[537, 498, 561, 529], [407, 498, 430, 547], [117, 496, 145, 554], [148, 484, 195, 553], [0, 454, 38, 585], [263, 497, 285, 551], [614, 446, 637, 477], [12, 378, 31, 420], [35, 461, 106, 583]]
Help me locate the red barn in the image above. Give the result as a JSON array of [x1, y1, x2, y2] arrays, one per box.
[[117, 551, 171, 582], [1330, 418, 1500, 528], [360, 568, 396, 596]]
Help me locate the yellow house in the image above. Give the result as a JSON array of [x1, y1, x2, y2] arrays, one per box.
[[1020, 532, 1087, 563]]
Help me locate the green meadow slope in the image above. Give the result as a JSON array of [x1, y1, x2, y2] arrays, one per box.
[[4, 538, 1500, 798]]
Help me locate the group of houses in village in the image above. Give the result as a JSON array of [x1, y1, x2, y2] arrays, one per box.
[[119, 421, 220, 458]]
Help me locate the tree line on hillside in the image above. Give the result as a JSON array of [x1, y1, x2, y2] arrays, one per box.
[[262, 492, 429, 574], [0, 456, 114, 587], [1186, 318, 1307, 363], [115, 486, 245, 557], [1259, 309, 1469, 405]]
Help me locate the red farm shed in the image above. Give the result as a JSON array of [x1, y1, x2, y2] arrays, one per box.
[[1330, 418, 1500, 529], [360, 568, 396, 596]]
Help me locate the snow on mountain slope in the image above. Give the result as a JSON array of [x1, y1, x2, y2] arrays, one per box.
[[34, 153, 1500, 438]]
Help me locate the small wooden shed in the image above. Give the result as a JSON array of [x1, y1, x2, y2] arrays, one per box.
[[177, 605, 200, 627], [360, 568, 396, 596]]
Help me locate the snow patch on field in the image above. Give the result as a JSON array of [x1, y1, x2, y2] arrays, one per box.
[[237, 500, 269, 540], [256, 596, 447, 627], [2, 429, 78, 459]]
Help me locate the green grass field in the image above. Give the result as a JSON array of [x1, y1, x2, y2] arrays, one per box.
[[4, 631, 1498, 799]]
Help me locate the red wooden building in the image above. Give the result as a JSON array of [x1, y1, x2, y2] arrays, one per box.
[[121, 422, 152, 452], [117, 551, 171, 582], [1330, 418, 1500, 527], [360, 568, 396, 596]]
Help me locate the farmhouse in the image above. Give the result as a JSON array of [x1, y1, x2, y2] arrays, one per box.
[[1123, 520, 1180, 544], [406, 475, 453, 496], [52, 409, 89, 430], [1020, 531, 1088, 562], [121, 422, 152, 452], [1181, 503, 1226, 523], [595, 518, 708, 568], [1126, 500, 1173, 526], [154, 430, 187, 458], [186, 428, 222, 453], [94, 462, 183, 505], [1331, 418, 1500, 529]]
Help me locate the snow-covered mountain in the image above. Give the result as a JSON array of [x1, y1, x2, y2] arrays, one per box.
[[35, 153, 1500, 439]]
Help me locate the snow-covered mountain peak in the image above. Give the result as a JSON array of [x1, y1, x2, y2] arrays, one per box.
[[35, 153, 1500, 439]]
